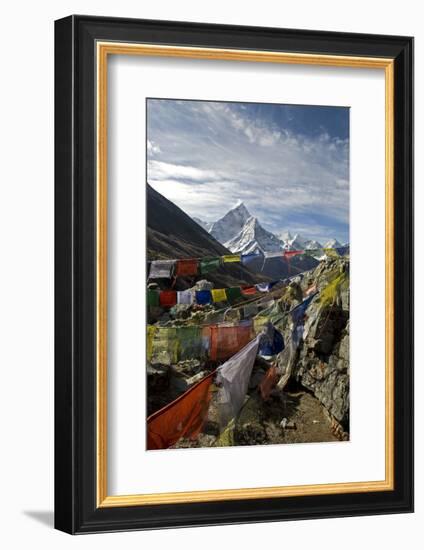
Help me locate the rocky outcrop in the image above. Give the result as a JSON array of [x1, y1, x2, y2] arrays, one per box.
[[272, 258, 350, 431]]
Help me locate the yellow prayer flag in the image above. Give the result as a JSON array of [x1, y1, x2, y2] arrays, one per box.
[[253, 316, 269, 335], [211, 288, 227, 303], [147, 325, 157, 362], [222, 254, 241, 263]]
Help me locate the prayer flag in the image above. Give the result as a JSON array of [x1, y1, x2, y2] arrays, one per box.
[[209, 323, 253, 361], [148, 259, 175, 279], [258, 324, 285, 356], [222, 254, 241, 263], [177, 289, 194, 305], [211, 288, 227, 303], [291, 293, 317, 324], [159, 290, 177, 308], [147, 325, 157, 362], [177, 326, 203, 360], [253, 316, 269, 335], [195, 289, 212, 305], [175, 258, 199, 277], [241, 285, 257, 296], [305, 283, 317, 296], [147, 371, 214, 450], [226, 286, 242, 302], [243, 303, 259, 318], [284, 250, 304, 258], [264, 251, 284, 258], [147, 289, 160, 307], [255, 282, 270, 293], [259, 366, 278, 400], [216, 335, 260, 428], [200, 257, 220, 274], [149, 327, 179, 365]]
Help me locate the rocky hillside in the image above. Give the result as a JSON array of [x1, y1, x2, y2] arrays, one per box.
[[148, 256, 350, 446]]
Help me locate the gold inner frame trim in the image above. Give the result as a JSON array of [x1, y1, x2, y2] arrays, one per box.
[[96, 41, 395, 508]]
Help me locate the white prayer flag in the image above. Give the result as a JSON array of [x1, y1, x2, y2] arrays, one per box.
[[216, 335, 261, 429]]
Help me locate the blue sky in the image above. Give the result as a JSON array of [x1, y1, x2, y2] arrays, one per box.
[[147, 99, 349, 244]]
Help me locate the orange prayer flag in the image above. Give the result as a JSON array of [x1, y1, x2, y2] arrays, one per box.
[[259, 365, 278, 400], [209, 324, 253, 361], [175, 259, 199, 277], [147, 371, 214, 450]]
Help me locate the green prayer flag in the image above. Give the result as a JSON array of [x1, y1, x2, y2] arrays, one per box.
[[176, 326, 203, 360], [226, 286, 242, 302], [147, 289, 160, 307], [200, 257, 221, 274]]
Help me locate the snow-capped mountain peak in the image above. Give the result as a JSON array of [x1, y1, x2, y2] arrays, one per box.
[[209, 202, 251, 244], [224, 215, 283, 255], [323, 238, 342, 249]]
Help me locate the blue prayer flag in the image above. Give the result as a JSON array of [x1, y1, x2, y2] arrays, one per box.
[[291, 293, 317, 324], [195, 290, 212, 305], [259, 324, 285, 356]]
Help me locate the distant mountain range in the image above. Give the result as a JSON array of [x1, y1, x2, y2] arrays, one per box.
[[194, 202, 346, 254]]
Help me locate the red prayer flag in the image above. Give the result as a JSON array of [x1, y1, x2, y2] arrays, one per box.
[[259, 365, 278, 400], [175, 259, 199, 277], [241, 286, 257, 296], [159, 290, 177, 307], [284, 250, 304, 258], [147, 371, 214, 450], [209, 324, 253, 361]]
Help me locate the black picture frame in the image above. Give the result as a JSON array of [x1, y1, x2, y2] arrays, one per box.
[[55, 15, 414, 534]]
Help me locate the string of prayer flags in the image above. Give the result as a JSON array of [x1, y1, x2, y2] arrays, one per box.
[[148, 259, 176, 279], [159, 290, 177, 308], [147, 370, 215, 450], [211, 288, 227, 303], [177, 289, 194, 305], [200, 257, 220, 274], [222, 254, 241, 263], [226, 286, 243, 302], [147, 288, 160, 307], [216, 335, 261, 429], [195, 289, 212, 305], [175, 258, 199, 277], [259, 365, 279, 400], [207, 322, 254, 361], [258, 324, 285, 356]]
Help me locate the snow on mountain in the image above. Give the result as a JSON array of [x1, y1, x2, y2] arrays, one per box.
[[193, 217, 213, 232], [209, 202, 251, 244], [194, 202, 345, 255], [323, 238, 342, 249], [224, 216, 284, 255], [305, 240, 323, 250]]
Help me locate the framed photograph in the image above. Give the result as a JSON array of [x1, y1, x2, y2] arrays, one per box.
[[54, 15, 413, 533]]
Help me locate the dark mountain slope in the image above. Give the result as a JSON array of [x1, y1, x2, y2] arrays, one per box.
[[146, 184, 270, 287]]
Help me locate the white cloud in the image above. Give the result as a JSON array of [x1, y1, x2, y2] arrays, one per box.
[[146, 99, 350, 242]]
